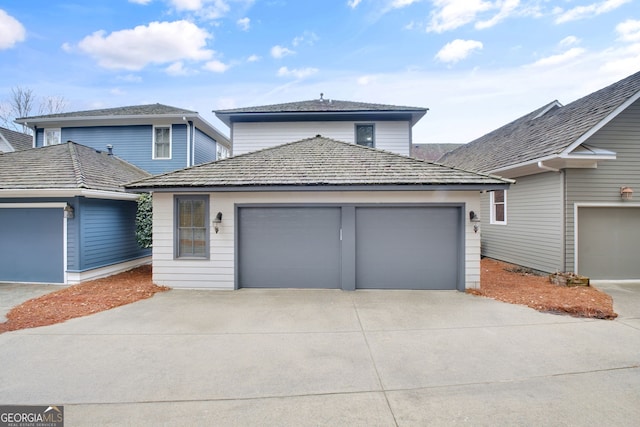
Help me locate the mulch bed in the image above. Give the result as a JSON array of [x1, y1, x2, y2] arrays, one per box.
[[469, 258, 617, 319]]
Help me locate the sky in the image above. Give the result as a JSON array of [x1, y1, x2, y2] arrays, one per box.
[[1, 0, 639, 144]]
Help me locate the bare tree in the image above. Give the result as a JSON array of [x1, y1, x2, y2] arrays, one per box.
[[0, 86, 67, 134]]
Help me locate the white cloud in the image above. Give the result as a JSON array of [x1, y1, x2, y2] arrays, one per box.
[[0, 9, 26, 50], [529, 47, 586, 67], [292, 31, 319, 47], [616, 19, 640, 42], [357, 75, 377, 85], [555, 0, 631, 24], [271, 45, 295, 58], [166, 61, 190, 76], [110, 88, 127, 95], [237, 17, 250, 31], [117, 74, 143, 83], [76, 20, 213, 70], [559, 35, 581, 48], [129, 0, 152, 4], [247, 54, 260, 62], [427, 0, 493, 33], [170, 0, 204, 11], [203, 59, 229, 72], [475, 0, 519, 29], [347, 0, 363, 8], [390, 0, 423, 8], [277, 66, 318, 79], [169, 0, 231, 20], [435, 39, 483, 63]]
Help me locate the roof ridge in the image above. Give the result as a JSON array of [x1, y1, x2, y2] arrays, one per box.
[[67, 141, 88, 188]]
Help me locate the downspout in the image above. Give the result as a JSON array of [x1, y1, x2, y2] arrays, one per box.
[[183, 117, 191, 167], [32, 125, 37, 148]]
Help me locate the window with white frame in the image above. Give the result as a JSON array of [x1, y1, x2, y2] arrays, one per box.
[[44, 128, 61, 146], [175, 195, 209, 259], [490, 190, 507, 224], [355, 124, 375, 148], [153, 126, 171, 159], [216, 144, 229, 160]]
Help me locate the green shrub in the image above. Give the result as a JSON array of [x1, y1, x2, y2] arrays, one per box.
[[136, 193, 153, 248]]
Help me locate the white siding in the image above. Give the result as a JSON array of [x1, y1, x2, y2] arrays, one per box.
[[480, 172, 564, 273], [152, 191, 481, 289], [232, 121, 411, 156]]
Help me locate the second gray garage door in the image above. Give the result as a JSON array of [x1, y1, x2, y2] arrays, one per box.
[[355, 207, 461, 290], [238, 207, 342, 288]]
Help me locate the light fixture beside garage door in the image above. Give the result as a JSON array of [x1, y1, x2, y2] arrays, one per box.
[[63, 204, 74, 219], [213, 211, 223, 233], [620, 186, 633, 201]]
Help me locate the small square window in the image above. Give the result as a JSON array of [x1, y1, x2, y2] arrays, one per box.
[[490, 190, 507, 224], [44, 128, 61, 146], [356, 124, 375, 148], [154, 126, 171, 159]]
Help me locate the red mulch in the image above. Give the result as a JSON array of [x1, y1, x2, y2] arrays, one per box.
[[469, 258, 617, 319], [0, 265, 169, 333]]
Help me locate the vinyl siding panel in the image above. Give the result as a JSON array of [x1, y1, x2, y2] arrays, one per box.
[[193, 127, 217, 165], [481, 172, 564, 273], [38, 124, 188, 174], [152, 191, 481, 290], [564, 98, 640, 272], [77, 198, 150, 271], [232, 121, 411, 156]]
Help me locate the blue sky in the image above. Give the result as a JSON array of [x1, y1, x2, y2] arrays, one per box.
[[1, 0, 639, 144]]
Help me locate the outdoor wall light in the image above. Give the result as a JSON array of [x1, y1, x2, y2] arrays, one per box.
[[63, 204, 74, 219], [469, 211, 481, 222], [213, 211, 223, 233], [620, 186, 633, 201]]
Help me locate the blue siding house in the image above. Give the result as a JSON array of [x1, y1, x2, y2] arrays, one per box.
[[16, 103, 231, 174], [0, 142, 152, 284]]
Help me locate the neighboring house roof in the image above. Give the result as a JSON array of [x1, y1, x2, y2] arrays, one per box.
[[0, 126, 32, 152], [0, 141, 150, 195], [14, 103, 231, 148], [411, 143, 463, 162], [127, 136, 511, 191], [439, 71, 640, 177], [215, 96, 428, 127]]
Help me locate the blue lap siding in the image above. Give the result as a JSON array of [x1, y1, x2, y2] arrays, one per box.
[[194, 127, 218, 165]]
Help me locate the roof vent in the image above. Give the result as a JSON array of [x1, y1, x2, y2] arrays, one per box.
[[106, 144, 113, 156], [319, 93, 324, 102]]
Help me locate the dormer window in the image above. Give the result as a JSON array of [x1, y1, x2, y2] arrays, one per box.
[[153, 125, 171, 159], [356, 124, 375, 148], [44, 128, 61, 146]]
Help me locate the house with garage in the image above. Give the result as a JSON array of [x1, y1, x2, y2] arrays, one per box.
[[439, 70, 640, 280], [127, 136, 511, 291], [0, 126, 32, 152], [214, 95, 427, 156], [15, 103, 231, 175], [0, 142, 151, 284]]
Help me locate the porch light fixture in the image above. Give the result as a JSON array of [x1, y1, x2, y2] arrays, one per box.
[[213, 211, 223, 234], [620, 186, 633, 201], [469, 211, 481, 222], [63, 204, 74, 219]]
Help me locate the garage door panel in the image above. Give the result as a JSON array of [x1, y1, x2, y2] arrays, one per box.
[[238, 207, 341, 288], [0, 208, 64, 283], [578, 207, 640, 280], [356, 207, 460, 290]]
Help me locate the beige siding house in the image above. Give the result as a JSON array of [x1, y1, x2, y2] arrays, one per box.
[[440, 70, 640, 280]]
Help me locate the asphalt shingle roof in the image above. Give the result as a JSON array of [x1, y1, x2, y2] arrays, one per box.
[[127, 136, 510, 190], [0, 127, 32, 151], [16, 103, 196, 121], [439, 70, 640, 173], [0, 142, 151, 192], [215, 98, 427, 114]]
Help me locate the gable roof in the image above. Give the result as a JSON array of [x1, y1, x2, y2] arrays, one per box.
[[0, 141, 150, 194], [127, 136, 511, 192], [412, 143, 463, 162], [439, 71, 640, 175], [0, 127, 32, 152], [14, 103, 231, 148], [215, 97, 428, 126]]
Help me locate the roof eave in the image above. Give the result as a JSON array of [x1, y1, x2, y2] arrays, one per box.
[[0, 188, 140, 200]]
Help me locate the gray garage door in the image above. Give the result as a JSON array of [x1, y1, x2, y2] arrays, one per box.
[[0, 208, 64, 283], [578, 207, 640, 280], [238, 207, 342, 288], [355, 207, 461, 290]]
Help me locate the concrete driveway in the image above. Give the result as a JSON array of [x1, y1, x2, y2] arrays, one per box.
[[1, 286, 639, 426]]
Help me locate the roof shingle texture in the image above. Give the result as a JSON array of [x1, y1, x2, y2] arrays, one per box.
[[439, 70, 640, 173], [17, 103, 196, 121], [127, 136, 509, 189], [215, 98, 427, 114], [0, 142, 151, 192], [0, 127, 32, 151]]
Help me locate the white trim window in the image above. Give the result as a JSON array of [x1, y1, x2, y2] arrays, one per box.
[[490, 190, 507, 224], [44, 128, 61, 146], [355, 124, 375, 148], [175, 195, 209, 259], [153, 125, 172, 159]]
